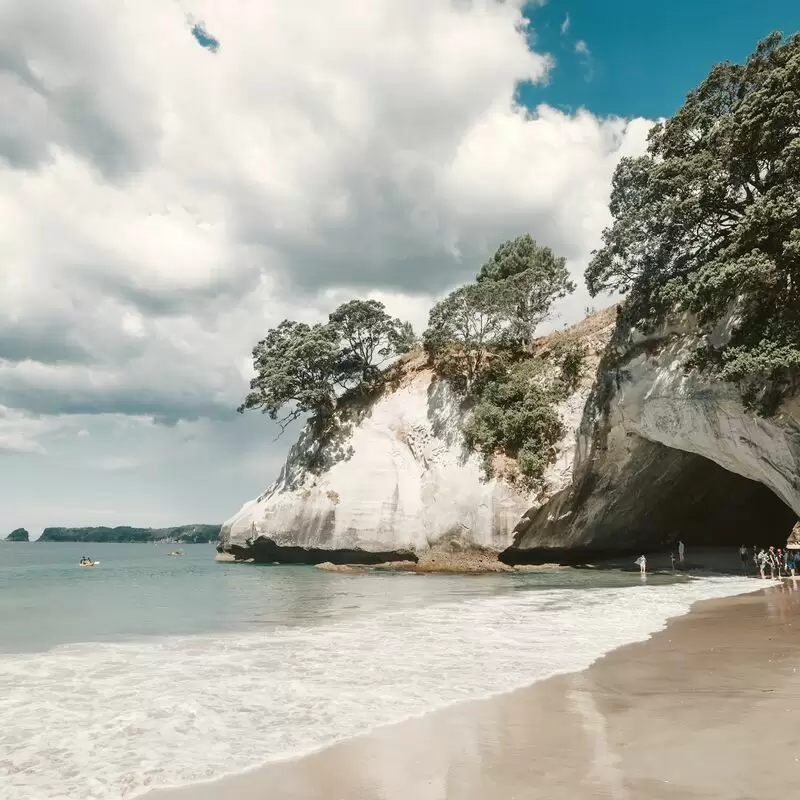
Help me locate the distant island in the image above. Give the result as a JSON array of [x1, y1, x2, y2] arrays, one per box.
[[38, 525, 221, 543], [5, 528, 30, 542]]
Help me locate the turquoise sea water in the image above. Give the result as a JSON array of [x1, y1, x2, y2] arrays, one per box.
[[0, 542, 686, 653], [0, 542, 758, 800]]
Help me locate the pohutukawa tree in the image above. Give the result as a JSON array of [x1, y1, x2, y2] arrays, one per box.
[[587, 32, 800, 412], [329, 299, 416, 384], [238, 300, 414, 433], [423, 234, 575, 389], [477, 234, 575, 346]]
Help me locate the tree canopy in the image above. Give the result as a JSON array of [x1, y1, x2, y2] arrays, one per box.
[[239, 300, 414, 431], [329, 299, 416, 383], [423, 281, 513, 390], [422, 233, 579, 482], [477, 234, 575, 345], [424, 234, 575, 389], [587, 32, 800, 412]]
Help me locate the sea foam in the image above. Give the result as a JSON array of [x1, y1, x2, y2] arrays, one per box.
[[0, 577, 758, 799]]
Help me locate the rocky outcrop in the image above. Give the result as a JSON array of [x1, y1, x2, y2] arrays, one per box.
[[222, 362, 529, 563], [220, 313, 616, 564], [506, 317, 800, 561], [222, 308, 798, 566], [5, 528, 29, 542]]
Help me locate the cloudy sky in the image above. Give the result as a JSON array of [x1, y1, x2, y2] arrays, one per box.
[[1, 0, 797, 536]]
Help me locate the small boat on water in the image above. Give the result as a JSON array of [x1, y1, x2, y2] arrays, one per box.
[[79, 559, 99, 567], [167, 549, 185, 557]]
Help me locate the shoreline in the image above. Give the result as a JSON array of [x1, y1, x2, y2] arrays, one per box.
[[144, 579, 800, 800]]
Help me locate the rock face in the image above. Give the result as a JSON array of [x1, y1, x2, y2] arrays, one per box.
[[222, 308, 798, 565], [5, 528, 29, 542], [222, 364, 528, 563], [220, 314, 616, 564], [507, 317, 800, 560]]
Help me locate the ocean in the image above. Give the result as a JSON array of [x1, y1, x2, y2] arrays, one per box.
[[0, 542, 758, 800]]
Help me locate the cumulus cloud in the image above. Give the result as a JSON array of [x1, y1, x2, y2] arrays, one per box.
[[0, 0, 651, 526]]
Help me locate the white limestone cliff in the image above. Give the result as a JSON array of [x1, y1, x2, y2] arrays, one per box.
[[220, 312, 616, 562], [222, 365, 528, 560], [510, 318, 800, 554]]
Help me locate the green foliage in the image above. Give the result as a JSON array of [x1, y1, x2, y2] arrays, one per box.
[[422, 233, 580, 482], [240, 300, 414, 431], [550, 339, 588, 395], [424, 234, 576, 390], [587, 32, 800, 413], [238, 320, 341, 431], [5, 528, 29, 542], [477, 234, 575, 345], [463, 349, 584, 486], [423, 281, 514, 390], [329, 299, 414, 384]]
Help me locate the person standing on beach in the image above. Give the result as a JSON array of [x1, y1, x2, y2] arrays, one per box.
[[635, 555, 646, 575], [767, 546, 779, 579], [739, 545, 749, 574], [678, 540, 685, 563], [757, 548, 768, 579]]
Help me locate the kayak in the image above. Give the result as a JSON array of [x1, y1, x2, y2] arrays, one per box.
[[79, 561, 100, 567]]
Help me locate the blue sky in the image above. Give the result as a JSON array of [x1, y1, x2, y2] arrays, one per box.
[[519, 0, 799, 119]]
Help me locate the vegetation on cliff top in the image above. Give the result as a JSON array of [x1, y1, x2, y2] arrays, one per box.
[[240, 234, 580, 486], [423, 234, 580, 486], [238, 299, 415, 433], [588, 32, 800, 414]]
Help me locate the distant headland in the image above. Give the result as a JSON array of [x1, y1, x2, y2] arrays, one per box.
[[36, 525, 221, 543], [4, 528, 30, 542]]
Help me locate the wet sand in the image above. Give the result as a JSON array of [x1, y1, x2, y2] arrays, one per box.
[[148, 580, 800, 800]]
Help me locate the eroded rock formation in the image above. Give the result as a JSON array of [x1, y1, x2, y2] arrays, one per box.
[[220, 314, 616, 564], [221, 309, 799, 565], [506, 317, 800, 561]]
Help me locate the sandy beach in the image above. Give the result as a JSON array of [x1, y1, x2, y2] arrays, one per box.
[[148, 580, 800, 800]]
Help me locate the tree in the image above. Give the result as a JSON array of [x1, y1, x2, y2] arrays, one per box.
[[423, 281, 513, 389], [463, 359, 567, 486], [477, 234, 575, 344], [586, 32, 800, 411], [328, 299, 415, 385], [238, 320, 341, 431], [239, 301, 415, 433]]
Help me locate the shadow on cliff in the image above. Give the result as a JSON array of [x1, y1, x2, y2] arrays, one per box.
[[502, 438, 797, 565]]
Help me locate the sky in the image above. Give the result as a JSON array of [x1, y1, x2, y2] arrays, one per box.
[[1, 0, 797, 537]]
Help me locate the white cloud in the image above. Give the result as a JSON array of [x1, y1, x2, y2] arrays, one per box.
[[560, 14, 571, 35], [0, 405, 78, 454], [94, 456, 145, 472], [0, 0, 651, 528], [575, 39, 591, 56]]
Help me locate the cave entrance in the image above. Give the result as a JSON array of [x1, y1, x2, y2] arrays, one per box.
[[503, 436, 798, 565], [583, 438, 797, 550]]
